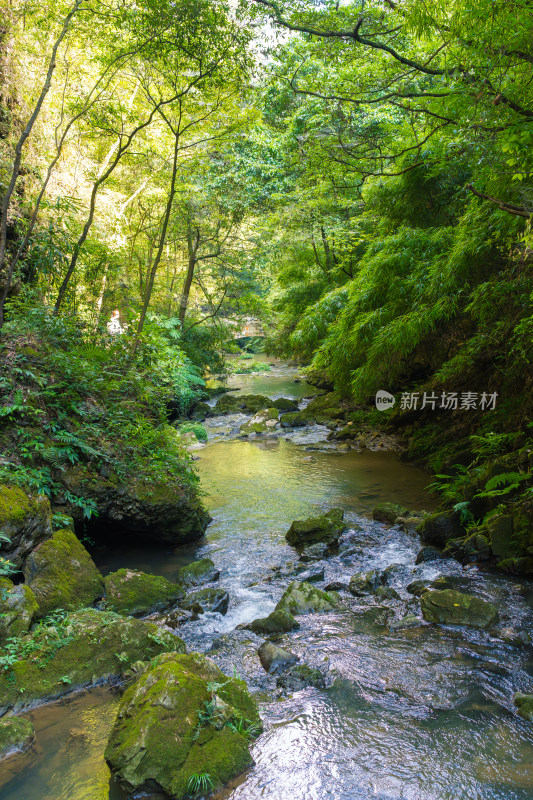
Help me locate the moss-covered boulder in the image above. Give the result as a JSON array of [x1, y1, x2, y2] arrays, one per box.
[[417, 511, 466, 547], [0, 577, 39, 643], [104, 652, 262, 799], [240, 408, 279, 435], [349, 569, 386, 597], [514, 693, 533, 722], [372, 503, 410, 524], [245, 609, 299, 635], [181, 587, 229, 615], [0, 609, 186, 714], [23, 529, 104, 617], [275, 581, 340, 615], [176, 558, 220, 589], [277, 664, 326, 692], [214, 393, 271, 415], [104, 569, 184, 617], [272, 397, 299, 412], [189, 401, 211, 421], [61, 465, 211, 546], [0, 484, 51, 568], [305, 392, 342, 413], [420, 589, 498, 629], [328, 423, 358, 441], [279, 411, 310, 428], [286, 508, 345, 550], [0, 716, 35, 760], [486, 515, 514, 559]]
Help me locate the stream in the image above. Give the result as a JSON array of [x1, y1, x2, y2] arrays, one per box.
[[1, 361, 532, 800]]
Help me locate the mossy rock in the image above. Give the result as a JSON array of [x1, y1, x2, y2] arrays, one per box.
[[514, 693, 533, 722], [0, 577, 39, 643], [258, 641, 298, 674], [279, 411, 310, 428], [23, 529, 104, 617], [104, 569, 184, 617], [245, 609, 299, 634], [272, 397, 299, 412], [0, 715, 34, 760], [214, 393, 270, 415], [176, 558, 220, 589], [181, 587, 229, 615], [104, 652, 262, 799], [349, 570, 386, 597], [0, 608, 186, 714], [416, 511, 465, 547], [275, 581, 340, 615], [0, 484, 51, 568], [372, 503, 410, 524], [496, 556, 533, 575], [189, 401, 211, 421], [420, 589, 498, 629], [486, 515, 514, 559], [329, 423, 358, 441], [286, 508, 345, 549], [305, 392, 342, 413], [276, 664, 326, 691], [240, 408, 279, 435]]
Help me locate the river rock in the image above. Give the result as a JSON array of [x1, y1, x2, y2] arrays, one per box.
[[328, 423, 358, 441], [415, 545, 443, 564], [389, 614, 422, 631], [420, 589, 498, 628], [215, 393, 271, 415], [0, 608, 185, 714], [297, 567, 325, 583], [275, 581, 340, 615], [276, 664, 326, 691], [372, 503, 410, 524], [105, 652, 262, 800], [417, 511, 466, 547], [406, 580, 431, 597], [0, 716, 35, 760], [258, 641, 299, 674], [349, 569, 386, 597], [176, 558, 220, 588], [272, 397, 299, 412], [305, 391, 342, 413], [286, 508, 345, 550], [23, 529, 104, 617], [486, 514, 514, 559], [0, 484, 52, 569], [245, 609, 299, 634], [103, 569, 184, 617], [0, 578, 39, 643], [279, 411, 309, 427], [375, 585, 401, 600], [181, 587, 229, 615], [298, 542, 329, 562], [240, 407, 279, 435], [513, 693, 533, 722], [189, 400, 211, 421], [146, 607, 195, 628], [61, 465, 211, 546]]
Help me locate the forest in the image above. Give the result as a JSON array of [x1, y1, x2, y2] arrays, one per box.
[[0, 1, 532, 799]]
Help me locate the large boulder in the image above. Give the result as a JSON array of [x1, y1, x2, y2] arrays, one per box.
[[61, 466, 211, 546], [279, 411, 309, 428], [0, 716, 34, 760], [349, 569, 386, 597], [105, 652, 262, 799], [181, 587, 229, 615], [486, 515, 514, 559], [245, 609, 299, 635], [240, 408, 279, 435], [286, 508, 345, 550], [372, 503, 409, 524], [23, 529, 104, 617], [0, 608, 185, 714], [258, 641, 299, 674], [275, 581, 340, 615], [214, 393, 271, 415], [104, 569, 184, 617], [420, 589, 498, 629], [176, 558, 220, 589], [304, 391, 342, 413], [417, 512, 466, 547], [272, 398, 299, 412], [0, 578, 39, 643], [0, 484, 51, 568]]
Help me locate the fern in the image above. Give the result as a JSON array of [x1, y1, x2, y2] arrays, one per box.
[[475, 471, 531, 499]]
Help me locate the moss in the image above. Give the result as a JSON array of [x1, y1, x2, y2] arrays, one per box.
[[372, 503, 410, 524], [176, 559, 219, 589], [246, 609, 299, 634], [105, 652, 261, 799], [286, 508, 345, 548], [514, 693, 533, 722], [279, 411, 309, 428], [23, 529, 104, 617], [0, 715, 34, 759], [104, 569, 184, 617], [0, 577, 39, 642], [275, 582, 340, 615], [0, 484, 32, 525], [0, 608, 186, 714], [420, 589, 498, 628]]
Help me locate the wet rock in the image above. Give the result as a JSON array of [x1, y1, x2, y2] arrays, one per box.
[[279, 411, 309, 428], [415, 545, 443, 564], [297, 567, 325, 583], [372, 503, 410, 524], [240, 407, 279, 435], [375, 585, 401, 601], [0, 716, 34, 760], [486, 515, 514, 559], [245, 609, 299, 635], [0, 609, 185, 714], [304, 391, 342, 413], [389, 614, 422, 631], [0, 484, 51, 569], [430, 576, 455, 590], [349, 569, 386, 597], [396, 515, 425, 532], [181, 587, 229, 615], [103, 569, 184, 617], [176, 558, 220, 589], [351, 605, 394, 632], [272, 397, 299, 412], [298, 542, 329, 562], [328, 423, 358, 441], [0, 578, 39, 643], [275, 581, 340, 615], [258, 641, 299, 674], [420, 589, 498, 629], [417, 511, 465, 547], [105, 652, 261, 799], [303, 371, 334, 391], [276, 664, 326, 691], [23, 529, 104, 617], [325, 580, 349, 592], [406, 580, 431, 597], [146, 607, 195, 628], [286, 508, 345, 550], [513, 693, 533, 722], [497, 556, 533, 575]]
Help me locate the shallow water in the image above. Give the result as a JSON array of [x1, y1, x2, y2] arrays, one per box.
[[1, 363, 532, 800]]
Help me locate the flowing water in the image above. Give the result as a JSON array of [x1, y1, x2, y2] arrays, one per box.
[[1, 362, 532, 800]]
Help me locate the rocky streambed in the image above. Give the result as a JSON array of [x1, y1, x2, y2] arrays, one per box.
[[1, 361, 532, 800]]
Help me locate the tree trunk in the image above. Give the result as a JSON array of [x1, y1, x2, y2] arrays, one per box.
[[178, 216, 200, 328]]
